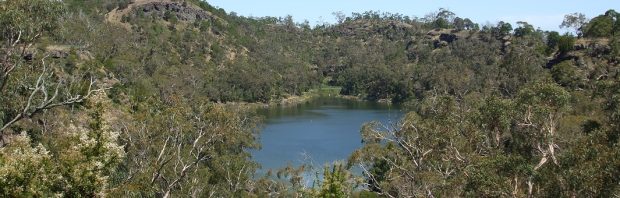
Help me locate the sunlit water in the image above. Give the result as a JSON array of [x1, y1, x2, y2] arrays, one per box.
[[252, 97, 404, 177]]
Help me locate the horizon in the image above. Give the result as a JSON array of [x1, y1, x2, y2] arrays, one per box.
[[206, 0, 619, 33]]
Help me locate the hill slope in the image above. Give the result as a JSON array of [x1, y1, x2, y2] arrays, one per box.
[[1, 0, 619, 197]]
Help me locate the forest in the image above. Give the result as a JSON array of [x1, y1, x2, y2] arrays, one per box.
[[0, 0, 619, 197]]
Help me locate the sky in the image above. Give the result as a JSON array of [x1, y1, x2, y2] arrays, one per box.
[[206, 0, 618, 33]]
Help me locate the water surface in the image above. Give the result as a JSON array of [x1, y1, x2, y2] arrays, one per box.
[[252, 97, 403, 174]]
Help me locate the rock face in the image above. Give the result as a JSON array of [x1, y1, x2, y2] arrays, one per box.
[[439, 33, 458, 43], [427, 29, 465, 48], [138, 2, 212, 22]]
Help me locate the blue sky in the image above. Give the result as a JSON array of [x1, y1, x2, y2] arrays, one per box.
[[206, 0, 618, 32]]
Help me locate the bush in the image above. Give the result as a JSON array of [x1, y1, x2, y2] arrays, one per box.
[[558, 34, 575, 54], [552, 61, 581, 88]]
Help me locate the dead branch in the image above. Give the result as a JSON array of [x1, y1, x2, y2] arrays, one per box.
[[1, 55, 107, 134]]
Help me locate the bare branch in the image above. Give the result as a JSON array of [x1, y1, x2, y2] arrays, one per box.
[[1, 56, 109, 133]]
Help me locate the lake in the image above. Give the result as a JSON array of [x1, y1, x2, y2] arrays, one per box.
[[252, 96, 404, 175]]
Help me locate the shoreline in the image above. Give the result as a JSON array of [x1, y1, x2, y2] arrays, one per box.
[[217, 86, 396, 111]]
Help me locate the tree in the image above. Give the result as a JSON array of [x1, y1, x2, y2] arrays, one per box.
[[494, 21, 513, 37], [0, 0, 104, 139], [0, 97, 125, 196], [546, 31, 561, 55], [332, 11, 346, 24], [560, 12, 588, 36], [424, 8, 455, 29], [454, 17, 465, 30], [514, 21, 534, 37], [583, 10, 616, 37], [114, 103, 259, 197], [0, 132, 56, 196], [515, 83, 569, 173], [551, 61, 582, 88], [0, 0, 63, 90], [477, 96, 514, 148], [0, 1, 124, 196], [436, 8, 456, 24], [463, 18, 478, 30], [318, 164, 350, 198], [351, 96, 476, 197], [452, 17, 477, 31], [557, 33, 576, 54], [433, 18, 451, 29]]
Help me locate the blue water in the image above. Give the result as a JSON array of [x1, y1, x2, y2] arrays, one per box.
[[252, 97, 403, 174]]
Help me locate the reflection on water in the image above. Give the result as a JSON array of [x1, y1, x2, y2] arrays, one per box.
[[252, 96, 403, 175]]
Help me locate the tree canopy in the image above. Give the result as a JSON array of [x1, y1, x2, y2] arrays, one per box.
[[0, 1, 619, 197]]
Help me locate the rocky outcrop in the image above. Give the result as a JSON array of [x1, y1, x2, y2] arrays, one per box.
[[427, 29, 467, 48], [136, 2, 213, 22]]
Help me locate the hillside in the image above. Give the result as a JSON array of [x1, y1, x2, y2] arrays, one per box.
[[0, 0, 619, 197]]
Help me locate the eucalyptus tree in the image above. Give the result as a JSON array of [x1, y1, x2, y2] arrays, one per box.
[[0, 0, 103, 139], [560, 12, 588, 36]]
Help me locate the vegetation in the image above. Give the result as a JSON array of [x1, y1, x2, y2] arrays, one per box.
[[0, 0, 619, 197]]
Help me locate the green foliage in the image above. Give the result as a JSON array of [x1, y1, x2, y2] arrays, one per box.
[[0, 100, 125, 196], [318, 164, 350, 198], [611, 34, 620, 58], [558, 34, 576, 54], [433, 18, 451, 29], [429, 8, 455, 29], [2, 1, 620, 197], [560, 12, 588, 35], [514, 21, 535, 37], [55, 102, 126, 196], [494, 21, 513, 37], [583, 10, 618, 37], [546, 31, 561, 55], [516, 82, 570, 120], [0, 0, 64, 42], [477, 96, 514, 148], [353, 80, 615, 197], [552, 61, 582, 88], [112, 102, 259, 197], [464, 154, 531, 197], [0, 133, 56, 197], [584, 15, 613, 37], [452, 17, 478, 31], [0, 0, 64, 92]]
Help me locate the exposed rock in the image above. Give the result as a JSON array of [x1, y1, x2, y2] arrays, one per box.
[[575, 43, 587, 50], [501, 35, 512, 41], [589, 43, 612, 57], [439, 33, 458, 43], [23, 53, 33, 61], [138, 2, 213, 22], [50, 50, 68, 59], [427, 29, 469, 49], [426, 28, 444, 36]]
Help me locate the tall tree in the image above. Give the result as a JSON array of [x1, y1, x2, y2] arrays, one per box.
[[560, 12, 588, 36]]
